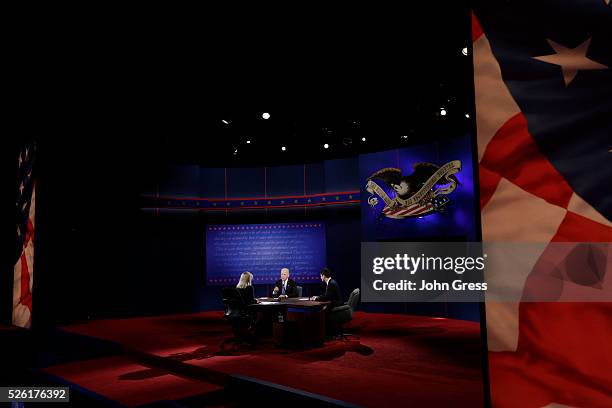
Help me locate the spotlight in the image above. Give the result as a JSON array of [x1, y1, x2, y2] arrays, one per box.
[[323, 143, 329, 149], [401, 135, 408, 140], [361, 137, 366, 142], [233, 148, 238, 156], [465, 113, 470, 119], [281, 146, 286, 151], [342, 137, 353, 146], [221, 119, 230, 125], [262, 112, 270, 119], [246, 140, 251, 144], [462, 47, 469, 56], [440, 108, 447, 116]]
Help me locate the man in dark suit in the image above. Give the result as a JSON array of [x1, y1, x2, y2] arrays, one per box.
[[272, 268, 299, 298], [310, 267, 342, 308]]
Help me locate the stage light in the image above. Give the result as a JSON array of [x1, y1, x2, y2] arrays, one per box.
[[440, 108, 447, 116], [465, 113, 470, 118], [462, 47, 469, 56], [342, 137, 353, 146], [401, 135, 408, 140], [221, 119, 230, 125], [323, 143, 329, 149], [233, 148, 238, 155], [262, 112, 270, 119], [361, 137, 366, 142], [281, 146, 286, 151], [246, 140, 251, 144]]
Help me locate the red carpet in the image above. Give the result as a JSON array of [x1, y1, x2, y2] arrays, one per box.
[[43, 356, 221, 407], [45, 311, 484, 407]]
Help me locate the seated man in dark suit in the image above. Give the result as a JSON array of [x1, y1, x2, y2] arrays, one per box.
[[271, 267, 299, 298], [310, 267, 342, 308]]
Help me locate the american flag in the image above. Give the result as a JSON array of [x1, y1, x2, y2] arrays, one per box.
[[13, 143, 36, 329], [473, 1, 611, 407], [381, 202, 434, 218]]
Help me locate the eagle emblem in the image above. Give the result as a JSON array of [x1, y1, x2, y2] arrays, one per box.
[[365, 160, 462, 219]]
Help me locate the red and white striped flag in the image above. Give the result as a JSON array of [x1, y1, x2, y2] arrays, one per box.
[[472, 2, 612, 406], [382, 202, 434, 218], [13, 143, 36, 328]]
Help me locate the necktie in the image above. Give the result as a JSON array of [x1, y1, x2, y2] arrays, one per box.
[[282, 282, 286, 295]]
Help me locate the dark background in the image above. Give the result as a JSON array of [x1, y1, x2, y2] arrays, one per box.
[[5, 2, 479, 327]]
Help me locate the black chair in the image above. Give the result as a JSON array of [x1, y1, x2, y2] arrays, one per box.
[[221, 287, 256, 350], [296, 286, 303, 297], [328, 288, 360, 341]]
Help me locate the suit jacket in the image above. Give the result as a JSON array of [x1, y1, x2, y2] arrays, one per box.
[[317, 279, 343, 308], [272, 278, 299, 298], [236, 286, 257, 305]]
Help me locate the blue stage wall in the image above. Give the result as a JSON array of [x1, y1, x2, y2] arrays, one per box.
[[360, 133, 477, 241], [138, 137, 480, 322], [206, 222, 326, 286]]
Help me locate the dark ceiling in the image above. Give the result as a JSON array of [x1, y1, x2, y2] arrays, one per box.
[[160, 3, 474, 166], [16, 2, 474, 168]]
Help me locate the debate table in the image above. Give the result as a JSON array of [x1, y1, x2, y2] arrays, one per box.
[[250, 297, 330, 347]]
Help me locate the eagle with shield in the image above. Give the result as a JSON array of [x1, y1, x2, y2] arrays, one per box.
[[365, 160, 462, 219]]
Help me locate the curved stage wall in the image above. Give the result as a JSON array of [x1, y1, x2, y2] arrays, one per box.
[[137, 133, 480, 321]]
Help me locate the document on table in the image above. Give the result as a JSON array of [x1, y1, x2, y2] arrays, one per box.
[[258, 301, 278, 305], [299, 298, 310, 301]]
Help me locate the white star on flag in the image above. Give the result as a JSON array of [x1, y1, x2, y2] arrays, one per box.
[[533, 37, 609, 86]]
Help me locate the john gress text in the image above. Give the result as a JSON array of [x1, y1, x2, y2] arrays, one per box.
[[372, 279, 488, 291]]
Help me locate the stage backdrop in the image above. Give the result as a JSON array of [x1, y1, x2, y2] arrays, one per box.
[[206, 222, 326, 285], [360, 133, 477, 241], [134, 145, 480, 320]]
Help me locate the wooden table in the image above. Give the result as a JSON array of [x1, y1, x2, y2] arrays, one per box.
[[250, 298, 330, 347], [254, 297, 329, 308]]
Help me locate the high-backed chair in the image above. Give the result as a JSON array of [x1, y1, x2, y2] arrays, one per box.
[[328, 288, 360, 341], [221, 287, 255, 350], [296, 286, 303, 297]]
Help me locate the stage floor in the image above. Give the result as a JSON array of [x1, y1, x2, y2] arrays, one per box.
[[43, 311, 485, 407]]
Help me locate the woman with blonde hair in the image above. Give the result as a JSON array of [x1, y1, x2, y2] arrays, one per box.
[[236, 271, 253, 289], [236, 271, 258, 304]]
